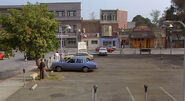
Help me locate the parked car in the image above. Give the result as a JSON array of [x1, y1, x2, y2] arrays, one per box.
[[96, 46, 115, 52], [64, 52, 94, 61], [98, 48, 107, 56], [51, 57, 97, 72], [0, 52, 5, 60]]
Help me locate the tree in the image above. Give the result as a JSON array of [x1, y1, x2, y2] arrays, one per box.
[[89, 11, 96, 20], [0, 2, 60, 59], [132, 15, 155, 27], [172, 0, 185, 10], [150, 10, 161, 27]]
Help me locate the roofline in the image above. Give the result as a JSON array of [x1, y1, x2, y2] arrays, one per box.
[[0, 5, 23, 8], [0, 2, 81, 8], [100, 9, 127, 12], [41, 2, 81, 4], [82, 20, 100, 22]]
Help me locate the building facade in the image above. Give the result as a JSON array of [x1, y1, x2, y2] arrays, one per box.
[[100, 9, 128, 48], [0, 2, 82, 48], [130, 26, 155, 48], [81, 20, 100, 49], [165, 25, 184, 48], [46, 2, 82, 48]]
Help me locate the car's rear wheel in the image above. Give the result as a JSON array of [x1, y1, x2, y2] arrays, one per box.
[[56, 66, 62, 72], [82, 67, 89, 72]]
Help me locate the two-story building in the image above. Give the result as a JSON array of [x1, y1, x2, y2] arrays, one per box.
[[0, 2, 82, 48], [100, 9, 128, 48], [45, 2, 82, 48]]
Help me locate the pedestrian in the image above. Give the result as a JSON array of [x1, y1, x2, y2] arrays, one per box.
[[24, 53, 27, 61], [54, 51, 59, 62], [39, 59, 45, 80], [48, 57, 52, 68], [59, 52, 64, 61]]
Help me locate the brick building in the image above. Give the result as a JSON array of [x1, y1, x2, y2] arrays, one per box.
[[81, 20, 100, 49], [99, 9, 128, 48]]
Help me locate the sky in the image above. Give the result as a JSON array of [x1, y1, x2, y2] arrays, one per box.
[[0, 0, 172, 21]]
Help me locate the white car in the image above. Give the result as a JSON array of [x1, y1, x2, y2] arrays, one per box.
[[98, 48, 107, 56]]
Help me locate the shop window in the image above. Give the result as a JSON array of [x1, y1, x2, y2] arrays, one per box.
[[91, 40, 98, 44], [103, 41, 112, 47]]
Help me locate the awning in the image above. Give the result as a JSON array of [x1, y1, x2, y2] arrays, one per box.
[[130, 31, 155, 38]]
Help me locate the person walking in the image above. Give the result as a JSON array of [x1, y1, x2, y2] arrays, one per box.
[[24, 53, 27, 61], [39, 59, 45, 80], [54, 51, 59, 62]]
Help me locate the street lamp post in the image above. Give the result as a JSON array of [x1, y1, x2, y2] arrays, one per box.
[[164, 21, 185, 101], [169, 24, 173, 54]]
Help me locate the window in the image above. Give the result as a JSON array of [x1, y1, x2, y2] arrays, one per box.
[[91, 40, 98, 44], [58, 26, 62, 33], [70, 25, 77, 33], [67, 10, 77, 16], [67, 59, 75, 63], [55, 11, 65, 17], [103, 14, 107, 20], [75, 53, 88, 56], [76, 59, 83, 63], [102, 25, 112, 36], [68, 38, 76, 45]]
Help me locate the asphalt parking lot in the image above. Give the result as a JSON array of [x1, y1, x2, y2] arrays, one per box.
[[5, 54, 184, 101]]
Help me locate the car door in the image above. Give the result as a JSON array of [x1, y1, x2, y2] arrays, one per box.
[[75, 59, 84, 70], [63, 58, 76, 70]]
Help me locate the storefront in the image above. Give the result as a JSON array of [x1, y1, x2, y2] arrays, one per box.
[[120, 35, 130, 48], [130, 26, 155, 48], [81, 33, 99, 49], [100, 37, 119, 48]]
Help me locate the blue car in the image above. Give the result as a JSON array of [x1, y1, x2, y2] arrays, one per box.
[[51, 57, 97, 72]]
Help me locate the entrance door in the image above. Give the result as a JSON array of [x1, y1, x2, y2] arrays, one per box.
[[146, 40, 150, 48]]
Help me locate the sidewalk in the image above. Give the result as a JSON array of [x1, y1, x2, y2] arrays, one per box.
[[0, 52, 55, 101], [62, 48, 185, 55], [0, 65, 37, 101], [117, 48, 184, 54]]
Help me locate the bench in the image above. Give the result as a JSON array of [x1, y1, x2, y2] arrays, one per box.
[[140, 48, 151, 54]]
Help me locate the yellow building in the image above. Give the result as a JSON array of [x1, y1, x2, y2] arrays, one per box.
[[130, 26, 155, 48]]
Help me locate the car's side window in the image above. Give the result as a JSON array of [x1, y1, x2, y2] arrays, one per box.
[[76, 59, 83, 63], [67, 59, 75, 63]]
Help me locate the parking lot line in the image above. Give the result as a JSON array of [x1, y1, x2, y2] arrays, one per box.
[[160, 87, 178, 101], [126, 87, 136, 101]]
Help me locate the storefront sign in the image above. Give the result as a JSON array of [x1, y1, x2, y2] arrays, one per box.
[[133, 26, 151, 31]]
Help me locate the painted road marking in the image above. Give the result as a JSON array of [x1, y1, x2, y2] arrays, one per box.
[[126, 87, 136, 101], [160, 87, 178, 101]]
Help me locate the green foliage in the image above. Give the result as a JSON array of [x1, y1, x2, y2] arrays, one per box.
[[0, 2, 60, 59], [150, 10, 160, 27], [132, 15, 155, 28]]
